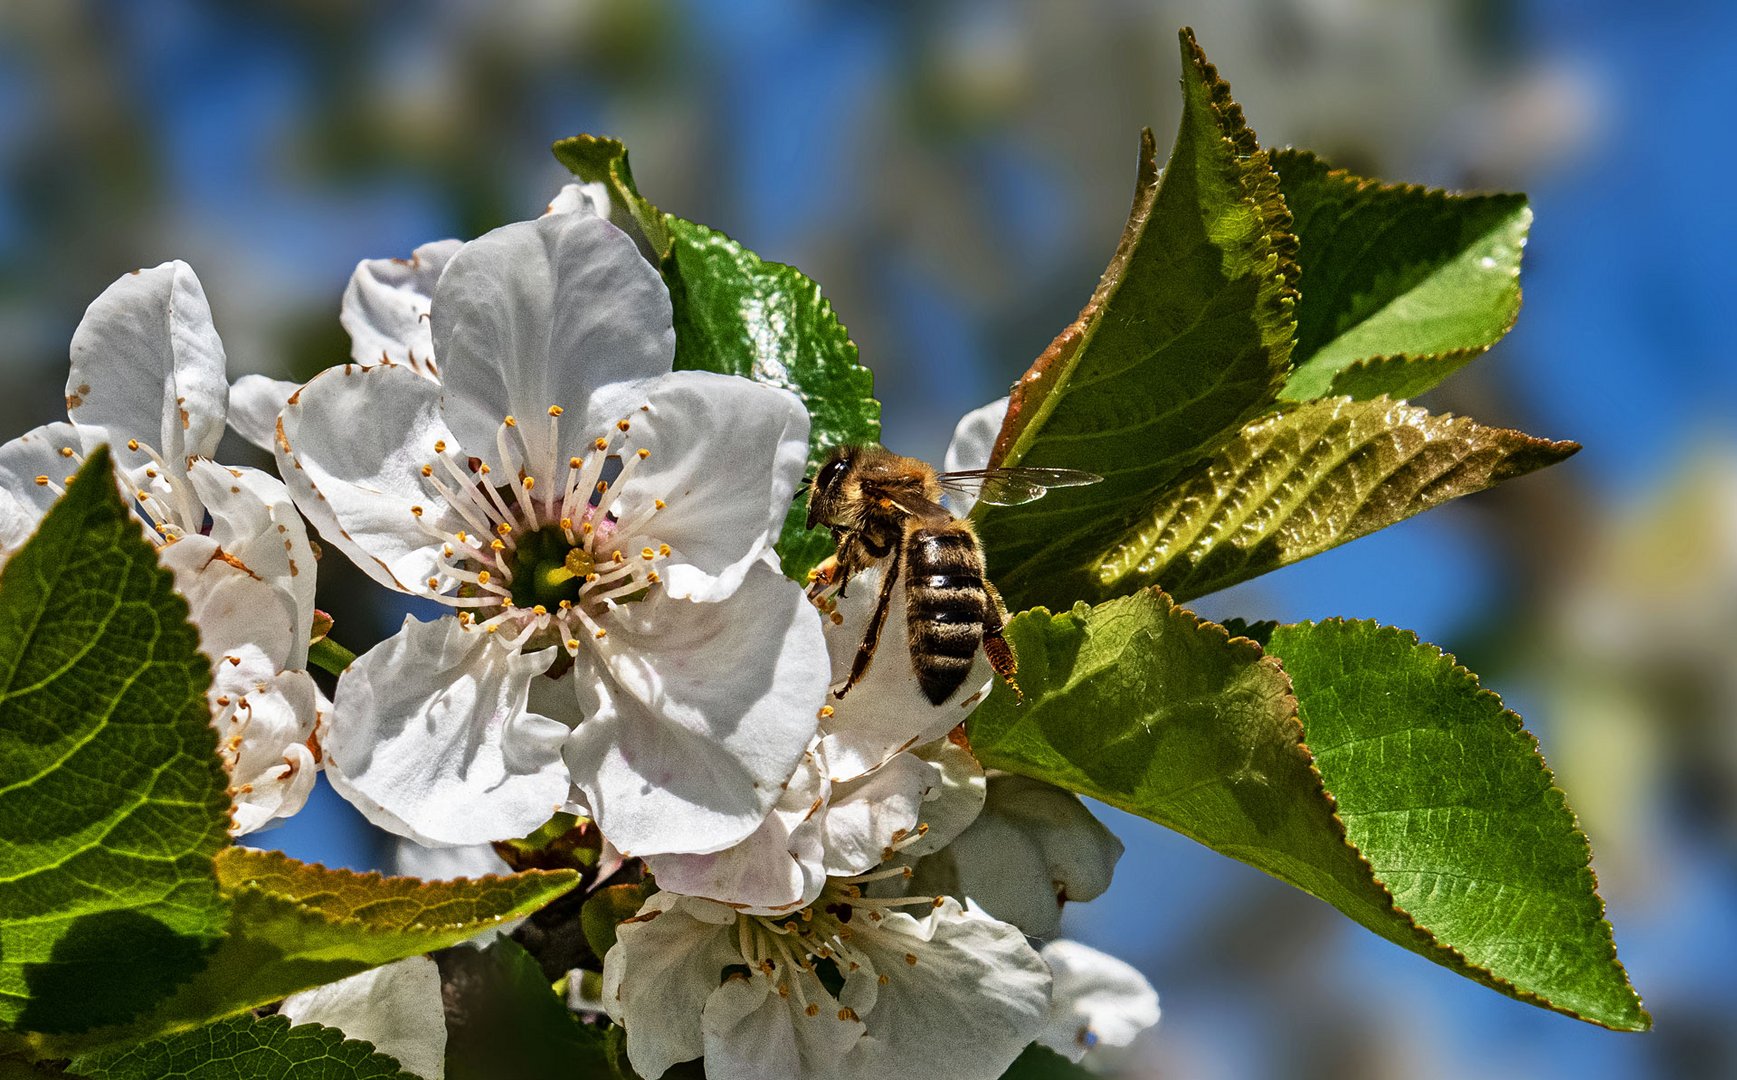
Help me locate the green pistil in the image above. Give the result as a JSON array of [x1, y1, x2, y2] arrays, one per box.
[[509, 526, 588, 608]]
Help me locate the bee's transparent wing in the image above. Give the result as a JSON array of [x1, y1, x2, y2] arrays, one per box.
[[935, 467, 1103, 507]]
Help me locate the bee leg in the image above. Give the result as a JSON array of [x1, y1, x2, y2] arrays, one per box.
[[981, 580, 1022, 703], [835, 546, 902, 700], [806, 555, 840, 601]]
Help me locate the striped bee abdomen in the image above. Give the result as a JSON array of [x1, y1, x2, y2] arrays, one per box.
[[904, 525, 990, 705]]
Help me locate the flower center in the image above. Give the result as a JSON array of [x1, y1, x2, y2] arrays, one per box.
[[409, 405, 673, 656]]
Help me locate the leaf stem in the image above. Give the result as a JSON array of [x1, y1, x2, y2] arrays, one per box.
[[307, 636, 358, 676]]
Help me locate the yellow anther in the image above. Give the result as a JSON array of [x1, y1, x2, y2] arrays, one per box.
[[479, 463, 491, 475], [127, 439, 140, 451], [596, 480, 608, 493], [522, 476, 535, 490], [585, 572, 598, 582], [658, 543, 671, 557], [477, 570, 492, 584], [594, 437, 609, 451], [569, 456, 583, 469], [559, 517, 573, 530], [641, 547, 656, 560], [485, 625, 499, 634], [566, 638, 580, 650], [805, 1004, 820, 1018], [410, 505, 424, 517], [434, 439, 447, 453], [830, 613, 844, 625], [594, 628, 607, 639], [646, 571, 660, 584], [617, 419, 631, 432], [558, 599, 572, 609], [548, 405, 564, 417], [496, 522, 513, 536], [818, 705, 835, 719], [636, 448, 650, 460], [34, 475, 48, 486], [503, 415, 517, 427], [426, 577, 440, 588], [654, 498, 666, 510], [144, 467, 158, 478], [582, 521, 593, 535], [58, 447, 72, 458], [421, 464, 433, 476], [492, 539, 505, 551], [455, 530, 469, 542], [532, 605, 547, 615], [611, 550, 624, 563], [905, 953, 918, 966]]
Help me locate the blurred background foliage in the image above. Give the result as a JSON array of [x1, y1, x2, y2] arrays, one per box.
[[0, 1, 1732, 1076]]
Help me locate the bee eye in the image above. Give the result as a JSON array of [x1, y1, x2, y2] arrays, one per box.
[[816, 457, 849, 492]]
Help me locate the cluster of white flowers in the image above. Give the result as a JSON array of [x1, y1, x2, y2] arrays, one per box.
[[5, 183, 1158, 1078]]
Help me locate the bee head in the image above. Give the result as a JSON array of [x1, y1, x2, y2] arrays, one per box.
[[805, 445, 856, 529]]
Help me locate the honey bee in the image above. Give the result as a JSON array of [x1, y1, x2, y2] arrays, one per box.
[[804, 445, 1101, 705]]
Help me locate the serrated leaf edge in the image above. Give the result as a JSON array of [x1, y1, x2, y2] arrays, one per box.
[[989, 27, 1299, 471], [1273, 616, 1651, 1031]]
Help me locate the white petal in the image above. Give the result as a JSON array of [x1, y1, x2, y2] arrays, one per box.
[[842, 898, 1050, 1080], [390, 837, 512, 880], [818, 567, 992, 781], [341, 240, 462, 376], [277, 361, 461, 593], [1037, 940, 1160, 1065], [186, 460, 317, 667], [543, 181, 612, 219], [644, 749, 828, 913], [604, 892, 741, 1080], [564, 562, 828, 858], [281, 956, 447, 1080], [161, 534, 298, 677], [898, 734, 987, 857], [942, 396, 1009, 473], [702, 971, 862, 1080], [227, 374, 303, 452], [918, 774, 1124, 939], [941, 395, 1009, 518], [67, 261, 228, 484], [325, 615, 571, 846], [0, 423, 79, 556], [223, 670, 321, 836], [820, 750, 933, 878], [434, 213, 673, 473], [609, 371, 811, 603]]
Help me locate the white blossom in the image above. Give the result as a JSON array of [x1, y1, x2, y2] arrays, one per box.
[[604, 884, 1049, 1080], [1036, 940, 1160, 1069], [280, 956, 448, 1080], [277, 211, 828, 856], [0, 262, 323, 835], [908, 773, 1124, 938]]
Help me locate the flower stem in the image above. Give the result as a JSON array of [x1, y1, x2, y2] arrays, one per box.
[[307, 636, 358, 676]]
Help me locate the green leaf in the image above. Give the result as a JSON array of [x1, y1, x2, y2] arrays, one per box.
[[966, 593, 1647, 1029], [1275, 148, 1530, 402], [663, 217, 880, 578], [1099, 395, 1578, 603], [997, 1045, 1095, 1079], [550, 134, 671, 258], [554, 136, 881, 582], [0, 447, 231, 1036], [72, 1015, 415, 1079], [24, 850, 577, 1057], [974, 29, 1297, 612], [439, 939, 616, 1080], [1264, 621, 1648, 1030], [580, 881, 652, 964]]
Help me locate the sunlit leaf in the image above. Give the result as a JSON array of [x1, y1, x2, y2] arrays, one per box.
[[1274, 148, 1530, 402], [974, 29, 1297, 611], [1264, 620, 1648, 1029], [25, 851, 576, 1057], [1102, 395, 1577, 603], [966, 593, 1647, 1028], [0, 448, 230, 1036]]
